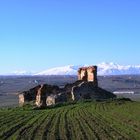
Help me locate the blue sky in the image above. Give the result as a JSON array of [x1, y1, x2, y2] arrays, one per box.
[[0, 0, 140, 74]]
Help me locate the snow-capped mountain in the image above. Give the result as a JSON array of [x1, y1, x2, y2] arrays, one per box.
[[35, 65, 83, 76], [97, 62, 140, 75], [6, 63, 140, 76], [35, 63, 140, 76]]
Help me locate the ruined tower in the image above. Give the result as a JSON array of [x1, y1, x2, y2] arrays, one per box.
[[78, 66, 98, 86]]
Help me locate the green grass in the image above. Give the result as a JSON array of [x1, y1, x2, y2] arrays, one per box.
[[0, 100, 140, 140]]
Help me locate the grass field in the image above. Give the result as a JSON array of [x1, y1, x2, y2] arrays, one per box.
[[0, 100, 140, 140]]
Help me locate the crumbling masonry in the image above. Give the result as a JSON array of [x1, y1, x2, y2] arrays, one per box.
[[78, 66, 98, 86], [19, 65, 116, 107]]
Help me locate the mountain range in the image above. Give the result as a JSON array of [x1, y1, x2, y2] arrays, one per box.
[[11, 62, 140, 76]]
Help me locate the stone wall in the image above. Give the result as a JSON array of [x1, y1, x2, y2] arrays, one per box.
[[19, 84, 67, 107], [46, 95, 57, 106], [19, 94, 25, 106], [71, 81, 116, 101], [78, 66, 98, 86]]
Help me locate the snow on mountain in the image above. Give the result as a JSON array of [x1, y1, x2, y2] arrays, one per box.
[[8, 63, 140, 76], [35, 63, 140, 76], [11, 70, 34, 75], [35, 65, 82, 76], [97, 62, 140, 75]]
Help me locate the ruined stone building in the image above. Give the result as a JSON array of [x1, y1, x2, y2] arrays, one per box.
[[19, 66, 116, 107], [78, 66, 98, 86], [19, 84, 66, 107]]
